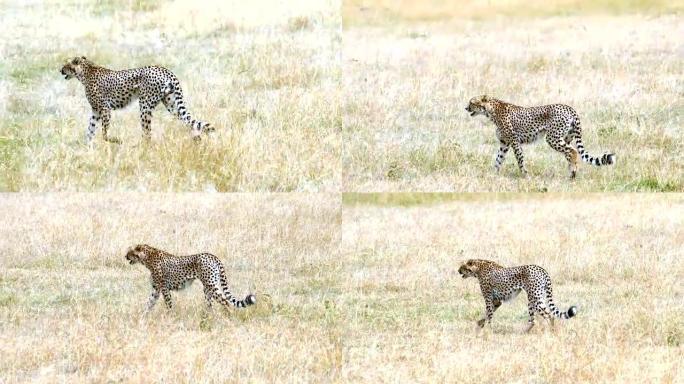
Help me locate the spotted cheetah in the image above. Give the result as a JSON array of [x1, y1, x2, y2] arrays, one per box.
[[458, 259, 577, 332], [125, 244, 256, 312], [60, 56, 213, 144], [466, 95, 615, 178]]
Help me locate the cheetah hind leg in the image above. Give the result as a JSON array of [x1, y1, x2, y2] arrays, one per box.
[[204, 286, 213, 309], [536, 302, 556, 331], [525, 300, 536, 333], [547, 133, 579, 179], [566, 147, 579, 179]]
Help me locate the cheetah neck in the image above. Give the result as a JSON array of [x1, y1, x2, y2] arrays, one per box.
[[76, 65, 107, 84], [487, 100, 521, 124], [475, 261, 505, 279]]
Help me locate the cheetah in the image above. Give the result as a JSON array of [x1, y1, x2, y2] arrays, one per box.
[[60, 56, 213, 144], [458, 259, 577, 332], [125, 244, 256, 312], [465, 95, 615, 178]]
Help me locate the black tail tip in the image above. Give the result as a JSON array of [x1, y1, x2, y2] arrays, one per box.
[[245, 294, 256, 306], [203, 123, 215, 133], [606, 153, 616, 165], [568, 306, 578, 318]]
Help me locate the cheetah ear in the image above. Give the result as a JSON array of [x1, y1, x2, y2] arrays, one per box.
[[481, 95, 490, 102], [81, 56, 87, 60]]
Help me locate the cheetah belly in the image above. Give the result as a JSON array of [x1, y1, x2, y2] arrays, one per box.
[[516, 127, 546, 144], [107, 89, 139, 110], [492, 287, 521, 302], [169, 276, 195, 291]]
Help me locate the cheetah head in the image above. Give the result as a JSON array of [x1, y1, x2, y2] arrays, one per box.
[[465, 95, 494, 117], [60, 56, 90, 80], [125, 244, 152, 265], [458, 259, 500, 278], [458, 259, 480, 278]]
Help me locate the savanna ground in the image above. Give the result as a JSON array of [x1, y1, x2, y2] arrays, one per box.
[[1, 194, 682, 382], [343, 0, 684, 192], [0, 194, 343, 382], [341, 193, 683, 382], [0, 0, 341, 192]]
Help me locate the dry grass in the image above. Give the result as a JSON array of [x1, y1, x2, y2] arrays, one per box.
[[343, 0, 684, 25], [343, 3, 683, 192], [341, 194, 683, 382], [0, 194, 342, 383], [0, 0, 341, 191], [1, 194, 682, 382]]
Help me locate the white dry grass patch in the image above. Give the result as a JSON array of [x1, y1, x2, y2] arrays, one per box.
[[0, 1, 341, 191], [0, 193, 342, 383], [341, 194, 683, 382], [343, 15, 684, 192]]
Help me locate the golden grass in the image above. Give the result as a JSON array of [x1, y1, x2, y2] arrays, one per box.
[[0, 193, 342, 383], [342, 13, 683, 191], [341, 194, 683, 382], [0, 0, 341, 191]]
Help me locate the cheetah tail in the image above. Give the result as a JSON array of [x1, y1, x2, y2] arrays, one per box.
[[233, 293, 257, 308], [549, 298, 578, 320], [571, 120, 615, 166], [214, 287, 256, 308], [547, 281, 577, 319], [575, 136, 616, 167], [165, 81, 213, 135], [217, 272, 256, 308]]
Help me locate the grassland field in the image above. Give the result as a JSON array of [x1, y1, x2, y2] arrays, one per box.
[[342, 0, 684, 192], [0, 0, 341, 192], [0, 193, 342, 383], [340, 193, 683, 382], [1, 1, 683, 383], [1, 193, 681, 382]]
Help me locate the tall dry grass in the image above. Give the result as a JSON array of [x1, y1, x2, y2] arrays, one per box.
[[341, 194, 683, 382], [0, 0, 341, 191], [0, 193, 342, 383], [343, 3, 683, 192]]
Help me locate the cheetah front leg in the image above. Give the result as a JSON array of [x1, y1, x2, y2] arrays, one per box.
[[160, 287, 173, 309], [100, 109, 121, 144], [204, 286, 214, 309], [85, 111, 101, 144], [494, 143, 510, 173], [511, 141, 528, 176], [526, 300, 536, 332], [145, 289, 160, 312], [478, 296, 497, 328]]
